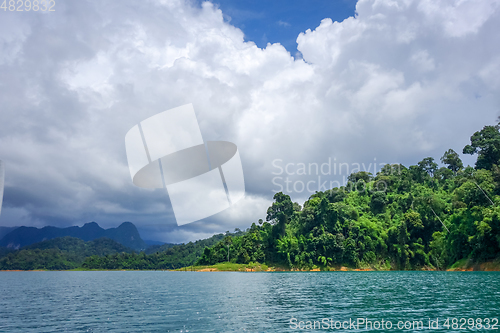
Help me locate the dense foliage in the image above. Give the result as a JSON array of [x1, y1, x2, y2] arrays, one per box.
[[81, 230, 244, 270], [197, 124, 500, 270], [0, 237, 134, 270]]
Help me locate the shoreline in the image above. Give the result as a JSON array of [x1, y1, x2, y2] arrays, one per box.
[[1, 268, 499, 272], [2, 259, 498, 272]]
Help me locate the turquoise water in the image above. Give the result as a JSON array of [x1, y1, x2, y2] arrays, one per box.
[[0, 271, 499, 332]]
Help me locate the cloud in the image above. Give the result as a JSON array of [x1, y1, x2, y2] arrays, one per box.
[[278, 20, 291, 27], [0, 0, 499, 243]]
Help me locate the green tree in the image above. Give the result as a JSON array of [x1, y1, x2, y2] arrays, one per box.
[[418, 157, 438, 177], [463, 125, 500, 170], [370, 191, 387, 214], [266, 192, 294, 237], [440, 149, 463, 174], [348, 171, 372, 183]]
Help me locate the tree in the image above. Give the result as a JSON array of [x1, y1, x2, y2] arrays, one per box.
[[440, 149, 463, 174], [370, 191, 387, 214], [224, 236, 232, 262], [266, 192, 294, 237], [434, 167, 454, 183], [463, 125, 500, 170], [348, 171, 372, 183], [418, 157, 438, 177]]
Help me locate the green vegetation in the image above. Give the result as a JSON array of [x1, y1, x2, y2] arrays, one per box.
[[0, 231, 245, 270], [1, 123, 499, 271], [81, 230, 244, 270], [173, 262, 269, 272], [0, 237, 134, 270], [197, 123, 500, 270]]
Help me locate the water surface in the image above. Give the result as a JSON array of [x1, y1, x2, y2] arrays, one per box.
[[0, 271, 499, 332]]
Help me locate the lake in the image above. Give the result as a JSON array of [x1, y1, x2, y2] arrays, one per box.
[[0, 271, 499, 332]]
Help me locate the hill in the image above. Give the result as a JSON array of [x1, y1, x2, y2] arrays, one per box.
[[0, 236, 134, 270], [195, 123, 500, 270], [0, 227, 18, 240], [0, 222, 147, 251], [81, 230, 245, 270], [0, 230, 245, 270], [144, 231, 240, 255]]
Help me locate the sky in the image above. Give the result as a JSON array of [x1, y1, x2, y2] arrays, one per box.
[[194, 0, 358, 56], [0, 0, 499, 243]]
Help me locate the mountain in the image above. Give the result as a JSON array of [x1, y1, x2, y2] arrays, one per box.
[[0, 226, 18, 240], [104, 222, 147, 250], [0, 222, 147, 251]]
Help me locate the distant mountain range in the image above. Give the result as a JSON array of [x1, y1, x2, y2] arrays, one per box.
[[0, 228, 245, 270], [0, 226, 18, 240], [0, 222, 148, 251]]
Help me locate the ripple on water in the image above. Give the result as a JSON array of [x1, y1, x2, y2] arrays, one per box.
[[0, 271, 499, 332]]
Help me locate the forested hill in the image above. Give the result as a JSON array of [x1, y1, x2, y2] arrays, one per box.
[[0, 230, 245, 270], [145, 229, 244, 255], [0, 237, 134, 270], [0, 222, 147, 251], [197, 123, 500, 270], [82, 230, 245, 270]]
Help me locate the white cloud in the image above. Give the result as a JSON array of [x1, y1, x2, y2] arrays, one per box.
[[0, 0, 499, 242], [278, 20, 291, 27], [417, 0, 500, 37]]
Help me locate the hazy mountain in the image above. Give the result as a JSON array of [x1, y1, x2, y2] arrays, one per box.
[[0, 222, 147, 251], [0, 226, 18, 240]]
